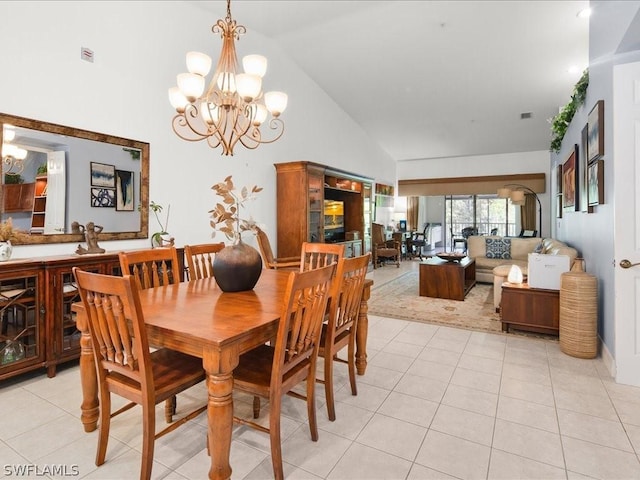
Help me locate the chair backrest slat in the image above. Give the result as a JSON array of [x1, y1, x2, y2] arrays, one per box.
[[119, 247, 181, 290], [184, 243, 225, 280], [274, 264, 335, 379], [255, 227, 278, 267], [329, 253, 370, 341], [74, 268, 150, 384], [300, 242, 345, 272]]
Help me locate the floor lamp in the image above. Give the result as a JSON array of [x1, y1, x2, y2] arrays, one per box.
[[497, 184, 542, 237]]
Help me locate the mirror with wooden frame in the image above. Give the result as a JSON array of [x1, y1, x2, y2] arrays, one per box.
[[0, 113, 149, 244]]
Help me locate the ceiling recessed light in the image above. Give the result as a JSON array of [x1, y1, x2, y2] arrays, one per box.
[[577, 8, 591, 19], [568, 65, 580, 74]]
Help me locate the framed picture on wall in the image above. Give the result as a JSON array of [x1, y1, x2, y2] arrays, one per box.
[[588, 100, 604, 161], [115, 169, 134, 211], [91, 188, 115, 208], [588, 159, 605, 206], [556, 164, 563, 193], [562, 145, 579, 211], [90, 162, 115, 188], [580, 124, 592, 213]]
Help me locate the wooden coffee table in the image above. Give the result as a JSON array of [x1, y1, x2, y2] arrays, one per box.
[[419, 256, 476, 301]]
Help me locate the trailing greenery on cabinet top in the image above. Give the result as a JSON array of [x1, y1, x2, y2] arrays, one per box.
[[550, 70, 589, 153]]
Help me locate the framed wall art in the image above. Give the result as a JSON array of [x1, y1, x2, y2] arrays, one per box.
[[90, 162, 115, 188], [580, 124, 592, 213], [588, 159, 605, 206], [588, 100, 604, 161], [91, 188, 115, 208], [555, 163, 563, 218], [562, 145, 579, 211], [115, 169, 134, 211]]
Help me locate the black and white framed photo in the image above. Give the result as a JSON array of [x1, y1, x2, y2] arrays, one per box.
[[91, 188, 115, 207]]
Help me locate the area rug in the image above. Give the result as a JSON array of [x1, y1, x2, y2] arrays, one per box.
[[369, 271, 502, 333]]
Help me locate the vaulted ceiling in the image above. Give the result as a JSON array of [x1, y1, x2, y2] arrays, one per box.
[[194, 1, 589, 162]]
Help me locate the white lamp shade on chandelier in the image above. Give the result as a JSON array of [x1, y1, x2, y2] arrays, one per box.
[[169, 0, 288, 156]]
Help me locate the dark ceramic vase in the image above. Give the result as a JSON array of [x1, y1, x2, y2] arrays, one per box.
[[213, 237, 263, 292]]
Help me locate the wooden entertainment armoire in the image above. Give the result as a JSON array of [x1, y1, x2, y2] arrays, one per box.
[[274, 161, 374, 260]]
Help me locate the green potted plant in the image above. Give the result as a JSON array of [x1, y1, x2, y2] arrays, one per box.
[[209, 176, 263, 291], [149, 201, 174, 248]]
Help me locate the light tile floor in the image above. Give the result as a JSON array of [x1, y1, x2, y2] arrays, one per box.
[[2, 260, 640, 479]]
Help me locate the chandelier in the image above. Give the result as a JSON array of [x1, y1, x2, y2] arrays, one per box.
[[2, 127, 27, 176], [168, 0, 288, 156]]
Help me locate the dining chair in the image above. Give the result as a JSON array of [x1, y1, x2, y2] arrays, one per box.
[[72, 268, 206, 480], [118, 247, 181, 290], [318, 252, 370, 421], [300, 241, 345, 271], [118, 247, 182, 422], [184, 242, 225, 280], [255, 226, 300, 270], [232, 263, 336, 480]]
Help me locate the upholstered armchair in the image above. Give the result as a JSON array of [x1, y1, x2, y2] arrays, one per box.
[[371, 223, 400, 268]]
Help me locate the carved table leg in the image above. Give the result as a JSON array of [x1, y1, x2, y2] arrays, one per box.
[[74, 305, 99, 432], [356, 280, 372, 375], [204, 346, 239, 480]]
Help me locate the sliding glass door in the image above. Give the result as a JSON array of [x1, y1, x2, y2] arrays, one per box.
[[445, 195, 517, 248]]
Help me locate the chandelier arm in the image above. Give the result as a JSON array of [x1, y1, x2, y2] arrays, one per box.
[[2, 156, 25, 175]]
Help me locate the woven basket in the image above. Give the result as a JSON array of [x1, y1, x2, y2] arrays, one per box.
[[559, 270, 598, 358]]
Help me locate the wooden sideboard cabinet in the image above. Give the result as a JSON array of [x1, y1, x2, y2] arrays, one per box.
[[43, 254, 122, 377], [274, 161, 373, 260], [0, 259, 46, 381], [0, 249, 183, 381], [500, 282, 559, 335]]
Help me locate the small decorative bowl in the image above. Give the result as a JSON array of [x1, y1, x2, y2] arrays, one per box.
[[436, 252, 467, 262]]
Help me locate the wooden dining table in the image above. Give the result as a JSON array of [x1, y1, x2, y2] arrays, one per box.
[[74, 268, 373, 480]]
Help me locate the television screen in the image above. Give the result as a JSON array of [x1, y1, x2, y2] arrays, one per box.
[[324, 200, 345, 242]]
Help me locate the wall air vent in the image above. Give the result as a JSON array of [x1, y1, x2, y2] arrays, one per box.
[[520, 112, 533, 119]]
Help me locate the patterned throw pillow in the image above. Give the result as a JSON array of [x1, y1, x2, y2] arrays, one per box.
[[533, 241, 544, 254], [485, 238, 511, 259]]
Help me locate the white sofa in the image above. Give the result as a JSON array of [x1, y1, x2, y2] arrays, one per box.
[[467, 236, 578, 284], [467, 235, 579, 310]]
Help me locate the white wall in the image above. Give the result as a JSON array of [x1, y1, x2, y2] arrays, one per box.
[[396, 150, 552, 237], [0, 1, 395, 258]]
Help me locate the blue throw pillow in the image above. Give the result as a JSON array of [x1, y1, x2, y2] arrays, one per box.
[[485, 238, 511, 259]]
